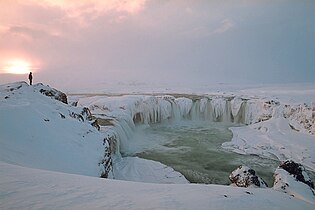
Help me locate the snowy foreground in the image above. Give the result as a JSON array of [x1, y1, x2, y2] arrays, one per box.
[[0, 81, 314, 209], [0, 161, 313, 210]]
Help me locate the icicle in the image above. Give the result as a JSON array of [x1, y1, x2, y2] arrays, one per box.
[[175, 97, 193, 119], [223, 99, 232, 122], [200, 98, 209, 120], [189, 100, 201, 120]]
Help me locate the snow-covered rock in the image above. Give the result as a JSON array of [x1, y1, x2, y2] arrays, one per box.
[[273, 160, 314, 205], [229, 165, 268, 188], [283, 104, 314, 135], [277, 160, 314, 189], [34, 83, 68, 104]]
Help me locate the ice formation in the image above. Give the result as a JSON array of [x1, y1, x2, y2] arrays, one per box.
[[77, 94, 313, 153]]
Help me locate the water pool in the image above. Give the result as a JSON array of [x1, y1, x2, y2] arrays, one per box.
[[121, 121, 280, 186]]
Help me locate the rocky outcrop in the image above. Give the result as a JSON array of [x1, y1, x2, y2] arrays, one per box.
[[229, 165, 268, 188], [283, 104, 314, 135], [99, 136, 114, 178], [273, 160, 314, 204], [35, 83, 68, 104], [277, 160, 313, 189]]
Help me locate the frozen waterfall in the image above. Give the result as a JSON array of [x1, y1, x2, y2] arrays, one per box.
[[77, 94, 278, 155]]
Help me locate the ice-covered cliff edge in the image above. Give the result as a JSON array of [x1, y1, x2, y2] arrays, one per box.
[[76, 91, 314, 172]]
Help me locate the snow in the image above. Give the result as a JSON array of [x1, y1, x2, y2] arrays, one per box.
[[273, 168, 314, 205], [0, 81, 314, 209], [113, 156, 188, 184], [229, 165, 268, 188], [0, 82, 106, 176], [0, 161, 313, 210], [222, 117, 314, 171]]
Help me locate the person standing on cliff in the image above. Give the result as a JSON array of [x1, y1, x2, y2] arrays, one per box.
[[28, 72, 33, 85]]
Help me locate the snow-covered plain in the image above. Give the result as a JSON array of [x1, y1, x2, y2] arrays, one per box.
[[0, 161, 313, 210], [0, 81, 314, 209]]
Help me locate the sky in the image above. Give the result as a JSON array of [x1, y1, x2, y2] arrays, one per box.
[[0, 0, 313, 91]]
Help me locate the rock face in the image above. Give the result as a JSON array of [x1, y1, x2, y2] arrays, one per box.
[[278, 160, 314, 189], [283, 104, 314, 135], [273, 160, 314, 204], [36, 83, 68, 104], [99, 136, 113, 178], [229, 165, 268, 188]]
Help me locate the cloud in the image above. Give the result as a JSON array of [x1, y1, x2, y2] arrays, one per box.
[[212, 18, 234, 34], [29, 0, 147, 19], [181, 18, 235, 39]]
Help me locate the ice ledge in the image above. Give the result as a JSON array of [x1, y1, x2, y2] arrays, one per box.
[[222, 117, 315, 171], [112, 156, 189, 184]]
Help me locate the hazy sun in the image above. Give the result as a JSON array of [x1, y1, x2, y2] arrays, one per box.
[[3, 60, 31, 74]]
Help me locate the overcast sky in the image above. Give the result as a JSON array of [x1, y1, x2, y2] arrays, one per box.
[[0, 0, 313, 90]]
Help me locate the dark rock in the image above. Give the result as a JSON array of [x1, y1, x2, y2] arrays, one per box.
[[81, 107, 93, 121], [38, 86, 68, 104], [273, 163, 314, 202], [68, 107, 97, 125], [69, 111, 84, 121], [91, 120, 100, 131], [99, 136, 114, 178], [229, 165, 268, 188], [72, 101, 78, 107], [279, 160, 314, 189]]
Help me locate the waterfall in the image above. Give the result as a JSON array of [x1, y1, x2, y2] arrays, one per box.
[[77, 95, 278, 156]]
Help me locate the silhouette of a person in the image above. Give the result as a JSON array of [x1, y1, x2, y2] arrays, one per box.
[[28, 72, 33, 85]]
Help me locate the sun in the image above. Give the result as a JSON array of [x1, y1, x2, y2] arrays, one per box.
[[3, 60, 31, 74]]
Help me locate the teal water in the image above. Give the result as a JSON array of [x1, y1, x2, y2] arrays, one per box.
[[123, 121, 280, 186]]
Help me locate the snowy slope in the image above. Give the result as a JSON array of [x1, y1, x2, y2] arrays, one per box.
[[0, 161, 313, 210], [0, 82, 107, 176]]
